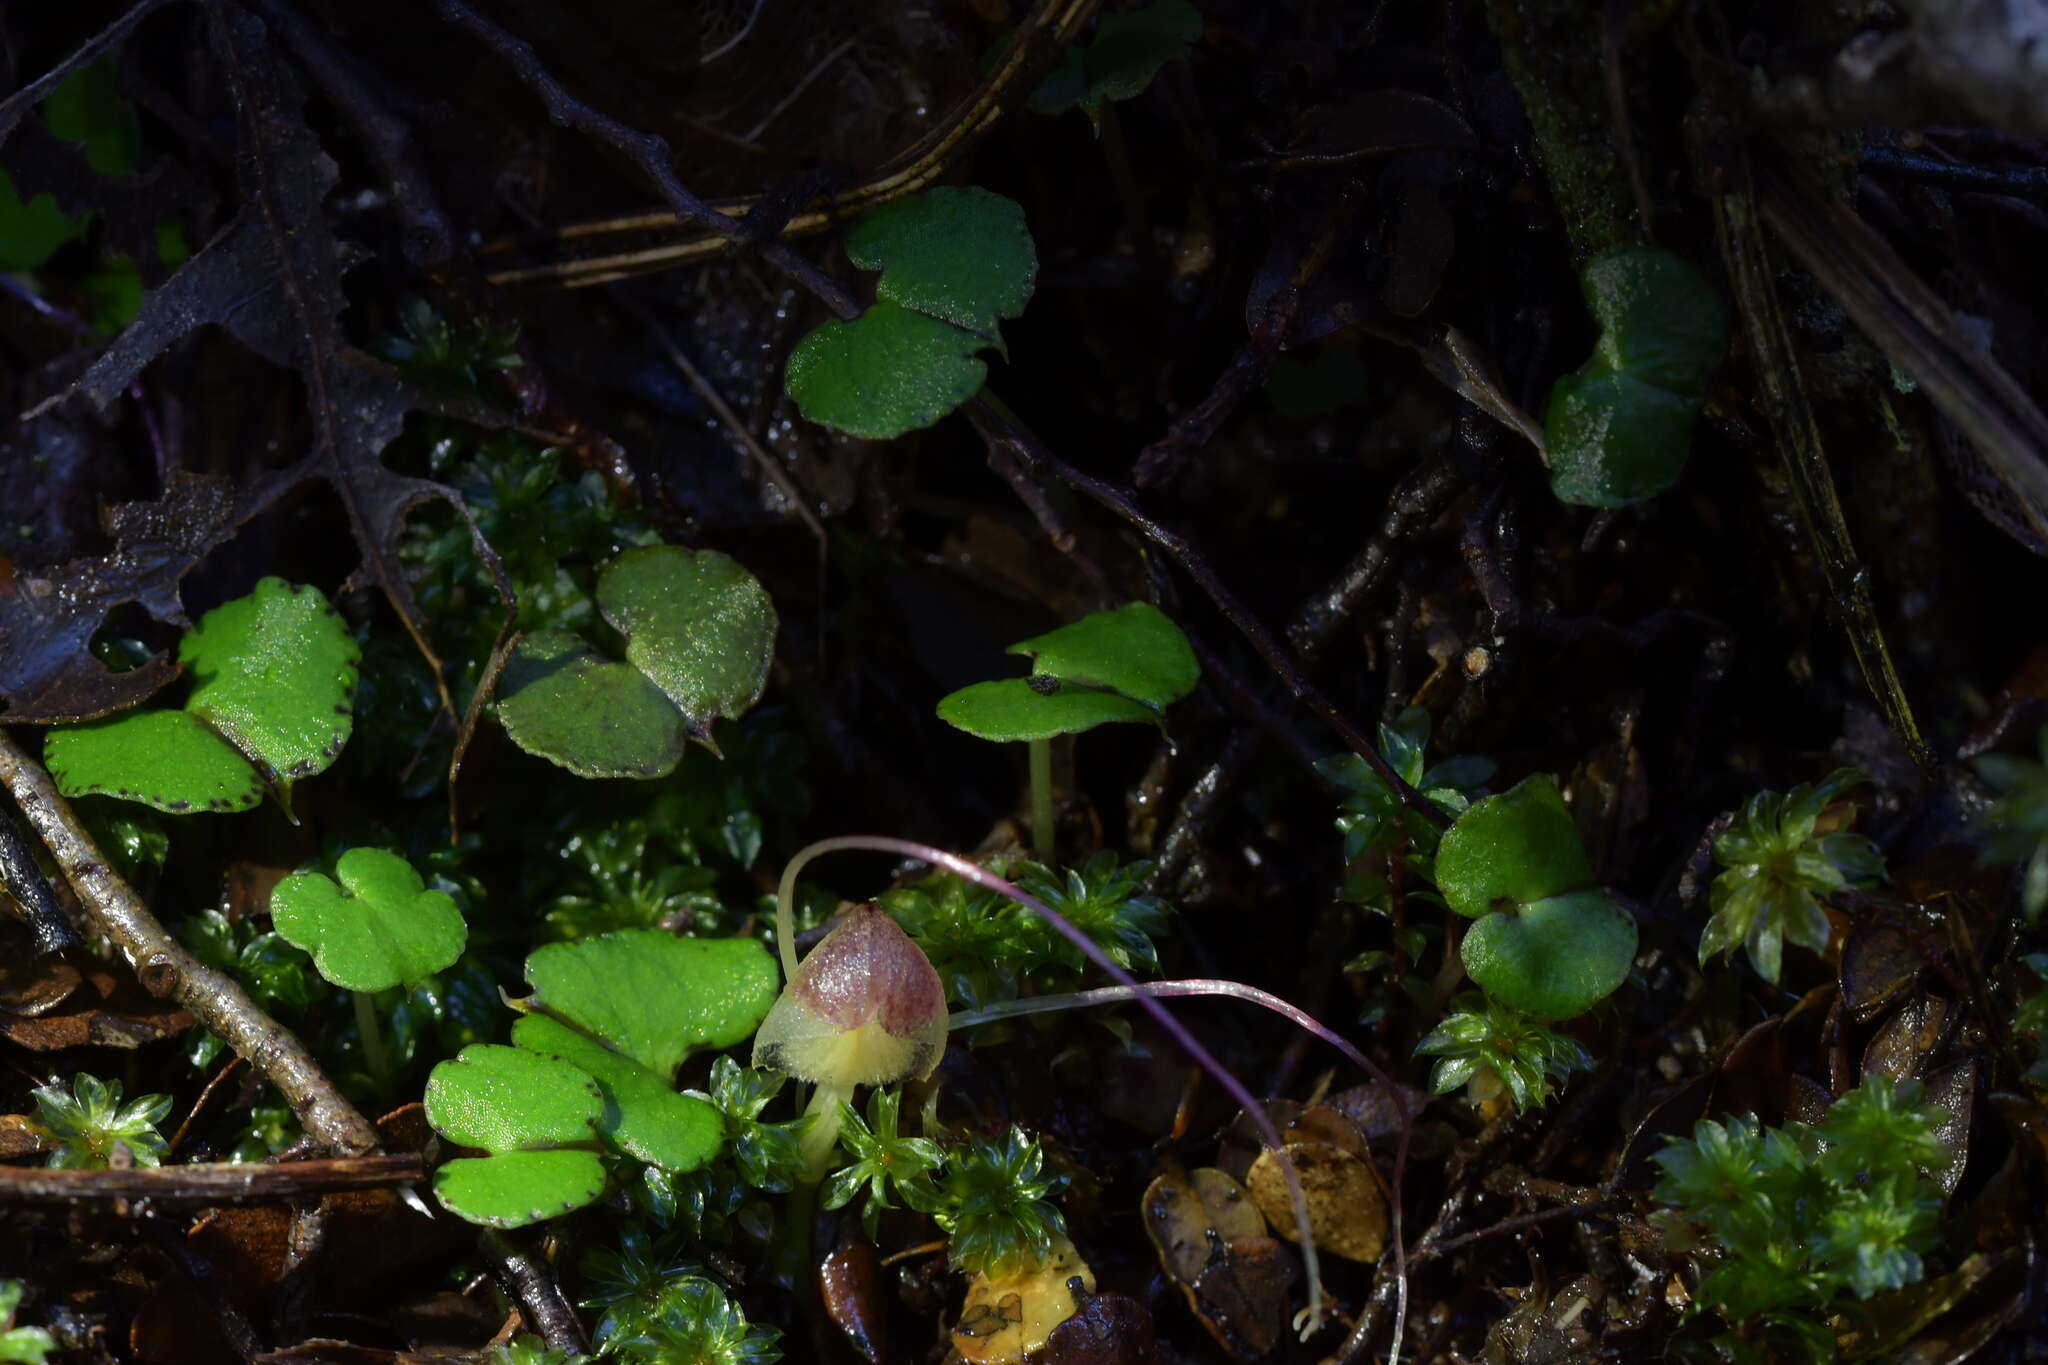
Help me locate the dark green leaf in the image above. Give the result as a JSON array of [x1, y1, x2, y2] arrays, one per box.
[[497, 630, 688, 779], [1434, 775, 1594, 918], [784, 301, 991, 440], [935, 678, 1161, 742], [844, 187, 1037, 336]]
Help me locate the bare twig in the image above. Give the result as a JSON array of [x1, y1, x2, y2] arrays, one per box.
[[969, 392, 1452, 829], [1706, 152, 1933, 770], [0, 730, 381, 1156], [478, 1229, 591, 1357], [431, 0, 861, 318], [0, 0, 180, 140], [0, 1155, 423, 1207], [0, 806, 80, 954]]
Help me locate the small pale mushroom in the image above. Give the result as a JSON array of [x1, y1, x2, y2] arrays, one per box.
[[752, 903, 949, 1177]]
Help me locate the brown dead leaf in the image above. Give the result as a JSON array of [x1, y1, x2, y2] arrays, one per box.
[[1246, 1137, 1389, 1263], [952, 1234, 1095, 1364], [1140, 1166, 1296, 1361], [0, 955, 191, 1051], [1041, 1291, 1160, 1365]]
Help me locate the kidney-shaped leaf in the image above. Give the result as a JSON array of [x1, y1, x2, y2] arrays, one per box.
[[182, 577, 359, 786], [598, 546, 778, 742], [424, 1044, 602, 1152], [936, 679, 1162, 743], [785, 301, 991, 441], [1545, 247, 1726, 509], [270, 847, 466, 992], [513, 1013, 725, 1173], [1009, 602, 1198, 710], [845, 187, 1037, 336], [1435, 775, 1594, 919], [524, 930, 779, 1078], [1462, 890, 1637, 1020], [44, 710, 263, 814], [433, 1149, 609, 1229], [496, 629, 688, 779]]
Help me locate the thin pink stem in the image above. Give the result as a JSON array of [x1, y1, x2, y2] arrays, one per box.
[[774, 834, 1394, 1341]]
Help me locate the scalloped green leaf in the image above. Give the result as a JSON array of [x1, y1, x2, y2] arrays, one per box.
[[270, 847, 466, 992], [785, 301, 991, 440], [423, 1044, 602, 1152], [1545, 247, 1726, 508], [183, 577, 359, 787], [845, 187, 1037, 335], [523, 930, 779, 1078], [44, 710, 263, 814], [1462, 890, 1637, 1020], [496, 629, 687, 780], [1040, 0, 1203, 114], [598, 546, 778, 742], [1435, 775, 1594, 919], [432, 1150, 608, 1229], [512, 1014, 725, 1174], [936, 678, 1162, 743], [1008, 602, 1199, 710]]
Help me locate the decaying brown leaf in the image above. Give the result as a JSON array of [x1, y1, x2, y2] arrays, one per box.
[[1140, 1166, 1297, 1361], [952, 1233, 1096, 1364]]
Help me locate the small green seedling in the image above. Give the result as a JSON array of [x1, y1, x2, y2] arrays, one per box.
[[271, 848, 466, 993], [937, 602, 1198, 861], [0, 1279, 55, 1365], [785, 187, 1037, 439], [1415, 995, 1591, 1110], [28, 1073, 170, 1169], [1703, 768, 1884, 984], [1028, 0, 1202, 122], [497, 544, 776, 779], [1653, 1076, 1946, 1360], [1544, 246, 1727, 507], [423, 929, 779, 1227], [271, 846, 467, 1092], [45, 578, 358, 816], [1435, 775, 1636, 1019], [1974, 728, 2048, 922]]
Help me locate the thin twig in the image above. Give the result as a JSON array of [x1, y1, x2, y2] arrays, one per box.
[[478, 1228, 591, 1357], [0, 730, 381, 1156], [431, 0, 861, 319], [0, 0, 179, 139], [0, 806, 80, 954], [969, 392, 1451, 829], [0, 1155, 423, 1207]]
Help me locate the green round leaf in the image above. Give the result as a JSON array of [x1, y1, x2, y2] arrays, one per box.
[[1436, 775, 1594, 918], [845, 187, 1038, 335], [1544, 247, 1725, 508], [523, 930, 780, 1078], [513, 1014, 725, 1174], [1461, 890, 1637, 1019], [423, 1044, 601, 1152], [497, 630, 687, 780], [183, 578, 359, 785], [432, 1150, 608, 1228], [597, 545, 778, 742], [270, 847, 466, 992], [784, 301, 990, 440], [1008, 602, 1199, 710], [45, 710, 262, 814], [1078, 0, 1203, 106], [936, 678, 1162, 742], [1546, 372, 1701, 507]]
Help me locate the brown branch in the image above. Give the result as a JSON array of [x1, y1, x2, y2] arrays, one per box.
[[0, 730, 381, 1156], [0, 1155, 423, 1208], [431, 0, 861, 319], [479, 1228, 591, 1357], [968, 392, 1452, 829]]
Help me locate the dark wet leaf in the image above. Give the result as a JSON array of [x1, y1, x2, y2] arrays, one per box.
[[0, 471, 238, 722]]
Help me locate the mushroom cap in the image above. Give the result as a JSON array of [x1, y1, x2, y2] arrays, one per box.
[[752, 904, 948, 1087]]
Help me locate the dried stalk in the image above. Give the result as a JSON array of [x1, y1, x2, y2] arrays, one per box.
[[0, 729, 381, 1156], [0, 1155, 423, 1207]]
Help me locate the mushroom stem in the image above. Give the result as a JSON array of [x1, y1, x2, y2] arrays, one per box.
[[798, 1081, 853, 1184], [1028, 737, 1055, 865]]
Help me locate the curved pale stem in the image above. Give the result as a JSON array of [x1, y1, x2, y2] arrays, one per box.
[[772, 835, 1398, 1343]]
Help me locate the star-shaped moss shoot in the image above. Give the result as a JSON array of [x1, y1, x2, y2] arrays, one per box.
[[752, 904, 948, 1179]]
